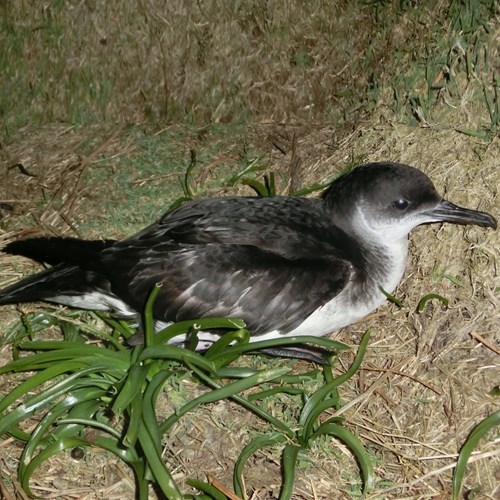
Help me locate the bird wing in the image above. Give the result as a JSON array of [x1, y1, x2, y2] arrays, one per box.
[[100, 197, 356, 334]]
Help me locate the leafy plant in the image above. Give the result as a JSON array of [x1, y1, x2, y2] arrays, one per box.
[[227, 156, 277, 197], [0, 284, 375, 499], [232, 329, 374, 498]]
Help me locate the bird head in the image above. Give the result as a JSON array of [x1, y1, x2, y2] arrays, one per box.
[[323, 162, 497, 243]]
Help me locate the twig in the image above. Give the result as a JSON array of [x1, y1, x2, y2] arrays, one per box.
[[470, 331, 500, 355], [207, 474, 243, 500], [362, 367, 443, 395]]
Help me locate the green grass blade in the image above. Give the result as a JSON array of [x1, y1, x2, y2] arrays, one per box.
[[20, 435, 142, 497], [19, 436, 90, 497], [298, 397, 341, 443], [452, 410, 500, 500], [212, 366, 260, 378], [206, 335, 349, 364], [214, 367, 320, 382], [140, 370, 174, 454], [204, 328, 250, 357], [290, 178, 336, 197], [299, 330, 370, 440], [310, 422, 375, 493], [112, 363, 150, 414], [137, 424, 184, 500], [152, 317, 246, 346], [138, 344, 216, 374], [279, 444, 301, 500], [18, 389, 107, 477], [417, 293, 449, 312], [234, 432, 287, 497], [160, 367, 291, 434], [185, 478, 229, 500], [241, 177, 270, 196], [144, 283, 162, 346], [0, 361, 103, 416], [188, 361, 296, 438], [378, 285, 403, 307], [265, 171, 276, 196], [247, 386, 305, 401], [3, 340, 131, 368], [122, 389, 145, 448], [226, 159, 267, 186]]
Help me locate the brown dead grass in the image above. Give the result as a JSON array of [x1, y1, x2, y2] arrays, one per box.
[[1, 0, 385, 127], [0, 122, 498, 499]]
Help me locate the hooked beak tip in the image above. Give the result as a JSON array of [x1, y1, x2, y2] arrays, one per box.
[[429, 200, 497, 229]]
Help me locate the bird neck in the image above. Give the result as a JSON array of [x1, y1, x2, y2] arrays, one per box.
[[333, 204, 410, 294], [359, 236, 409, 295]]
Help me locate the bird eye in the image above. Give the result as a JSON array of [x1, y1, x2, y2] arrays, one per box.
[[392, 199, 409, 211]]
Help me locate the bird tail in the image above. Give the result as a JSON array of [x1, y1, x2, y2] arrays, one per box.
[[0, 237, 117, 307], [3, 237, 116, 266], [0, 264, 98, 306]]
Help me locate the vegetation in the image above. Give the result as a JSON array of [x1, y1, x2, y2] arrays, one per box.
[[0, 0, 498, 498]]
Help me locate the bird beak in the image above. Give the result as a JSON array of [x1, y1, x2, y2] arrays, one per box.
[[426, 200, 497, 229]]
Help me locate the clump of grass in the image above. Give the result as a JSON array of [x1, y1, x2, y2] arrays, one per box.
[[383, 0, 497, 137], [0, 284, 375, 499]]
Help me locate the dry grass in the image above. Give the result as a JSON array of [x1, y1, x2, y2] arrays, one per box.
[[0, 123, 497, 499], [2, 1, 496, 131], [0, 1, 499, 499], [0, 0, 380, 127]]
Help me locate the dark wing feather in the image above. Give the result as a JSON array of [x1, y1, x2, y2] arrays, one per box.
[[98, 196, 356, 334]]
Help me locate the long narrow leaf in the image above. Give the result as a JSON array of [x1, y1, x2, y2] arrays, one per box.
[[20, 435, 142, 497], [299, 330, 370, 440], [143, 283, 162, 346], [234, 433, 287, 497], [140, 370, 174, 454], [153, 317, 246, 346], [160, 367, 290, 434], [0, 364, 116, 435], [186, 362, 296, 439], [185, 478, 229, 500], [18, 388, 107, 477], [139, 344, 216, 374], [452, 410, 500, 500], [417, 293, 449, 312], [310, 422, 375, 493], [207, 335, 349, 364], [204, 328, 250, 357], [122, 389, 145, 448], [112, 364, 150, 414], [247, 387, 305, 401], [279, 444, 301, 500], [0, 361, 99, 415], [137, 424, 184, 500]]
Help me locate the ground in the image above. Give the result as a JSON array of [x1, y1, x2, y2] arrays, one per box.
[[0, 2, 499, 499]]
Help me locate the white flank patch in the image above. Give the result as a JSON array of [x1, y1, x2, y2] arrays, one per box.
[[52, 292, 136, 318]]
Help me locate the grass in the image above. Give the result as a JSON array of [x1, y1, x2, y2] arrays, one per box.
[[0, 298, 375, 499], [1, 1, 497, 137], [0, 0, 499, 498]]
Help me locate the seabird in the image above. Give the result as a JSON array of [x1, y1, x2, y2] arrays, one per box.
[[0, 162, 496, 356]]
